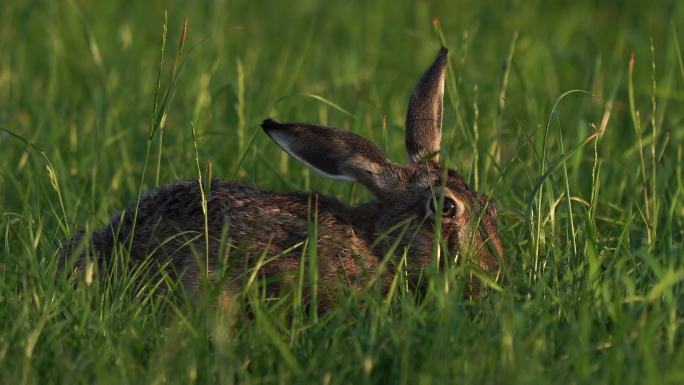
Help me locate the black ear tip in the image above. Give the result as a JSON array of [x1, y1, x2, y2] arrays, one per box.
[[260, 118, 282, 132], [436, 47, 449, 63]]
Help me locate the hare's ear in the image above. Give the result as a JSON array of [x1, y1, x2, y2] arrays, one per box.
[[405, 47, 448, 163], [261, 118, 403, 197]]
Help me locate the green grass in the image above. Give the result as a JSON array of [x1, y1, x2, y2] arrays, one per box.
[[1, 1, 684, 384]]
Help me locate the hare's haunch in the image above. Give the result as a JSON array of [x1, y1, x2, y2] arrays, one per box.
[[63, 48, 504, 305]]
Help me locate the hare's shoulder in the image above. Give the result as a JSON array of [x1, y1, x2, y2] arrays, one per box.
[[207, 180, 378, 237]]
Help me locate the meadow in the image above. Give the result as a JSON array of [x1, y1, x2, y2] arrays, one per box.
[[1, 0, 683, 384]]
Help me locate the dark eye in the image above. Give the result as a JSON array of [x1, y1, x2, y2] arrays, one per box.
[[429, 197, 458, 217]]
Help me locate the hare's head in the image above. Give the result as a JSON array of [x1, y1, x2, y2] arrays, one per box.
[[261, 48, 504, 287]]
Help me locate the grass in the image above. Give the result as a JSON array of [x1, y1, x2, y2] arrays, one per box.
[[1, 0, 683, 383]]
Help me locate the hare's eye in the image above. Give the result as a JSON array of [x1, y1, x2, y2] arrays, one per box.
[[429, 197, 458, 218]]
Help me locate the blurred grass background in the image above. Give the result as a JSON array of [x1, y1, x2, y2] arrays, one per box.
[[1, 0, 683, 384]]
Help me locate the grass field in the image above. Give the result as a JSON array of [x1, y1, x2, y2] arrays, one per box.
[[1, 0, 684, 384]]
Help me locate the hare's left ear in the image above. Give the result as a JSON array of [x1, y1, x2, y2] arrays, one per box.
[[405, 47, 449, 163], [261, 119, 404, 198]]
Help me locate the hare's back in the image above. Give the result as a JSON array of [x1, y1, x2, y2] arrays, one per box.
[[107, 179, 360, 264]]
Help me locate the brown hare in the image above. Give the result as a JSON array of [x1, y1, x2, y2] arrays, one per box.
[[63, 47, 504, 308]]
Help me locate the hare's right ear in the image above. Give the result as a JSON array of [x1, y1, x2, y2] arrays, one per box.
[[261, 118, 404, 198], [405, 47, 449, 163]]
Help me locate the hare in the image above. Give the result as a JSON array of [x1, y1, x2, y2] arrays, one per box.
[[63, 47, 504, 308]]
